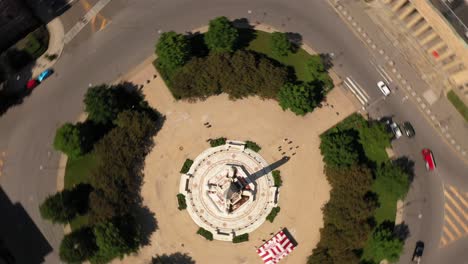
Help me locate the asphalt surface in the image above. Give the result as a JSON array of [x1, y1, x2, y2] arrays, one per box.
[[0, 0, 466, 263]]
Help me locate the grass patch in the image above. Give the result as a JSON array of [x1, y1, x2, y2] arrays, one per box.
[[447, 90, 468, 122], [197, 228, 213, 241], [209, 137, 226, 147], [64, 152, 98, 189], [16, 25, 49, 59], [176, 193, 187, 210], [272, 170, 282, 187], [372, 178, 398, 224], [232, 233, 249, 243], [69, 214, 90, 231], [246, 30, 315, 82], [266, 207, 281, 223], [180, 159, 193, 174], [245, 140, 261, 152]]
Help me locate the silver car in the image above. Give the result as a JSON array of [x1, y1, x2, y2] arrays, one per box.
[[389, 122, 402, 139]]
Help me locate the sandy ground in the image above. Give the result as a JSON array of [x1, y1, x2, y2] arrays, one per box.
[[111, 59, 357, 264]]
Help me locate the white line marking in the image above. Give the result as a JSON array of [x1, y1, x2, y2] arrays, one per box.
[[346, 77, 369, 103], [63, 0, 113, 44], [344, 79, 366, 105]]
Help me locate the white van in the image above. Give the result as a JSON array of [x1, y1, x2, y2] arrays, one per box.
[[377, 81, 391, 96]]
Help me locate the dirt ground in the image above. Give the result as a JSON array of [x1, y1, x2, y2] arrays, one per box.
[[111, 59, 357, 264]]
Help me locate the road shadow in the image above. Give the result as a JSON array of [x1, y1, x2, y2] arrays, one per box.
[[0, 187, 52, 263], [151, 252, 195, 264], [319, 53, 334, 71]]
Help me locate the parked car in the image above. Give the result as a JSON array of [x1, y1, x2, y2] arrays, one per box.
[[26, 79, 39, 89], [377, 81, 391, 96], [422, 149, 436, 171], [389, 121, 402, 139], [402, 122, 415, 137], [37, 68, 54, 82], [412, 241, 424, 263]]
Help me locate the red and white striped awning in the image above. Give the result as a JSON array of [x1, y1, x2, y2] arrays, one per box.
[[257, 230, 295, 264]]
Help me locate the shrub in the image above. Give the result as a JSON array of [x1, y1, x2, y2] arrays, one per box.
[[272, 170, 282, 187], [197, 228, 213, 241], [59, 227, 97, 263], [45, 53, 58, 61], [209, 137, 226, 147], [307, 55, 334, 92], [270, 32, 292, 57], [204, 16, 239, 53], [277, 82, 322, 116], [155, 31, 191, 76], [232, 233, 249, 243], [39, 190, 78, 224], [53, 123, 85, 158], [93, 216, 140, 262], [177, 194, 187, 210], [266, 207, 281, 222], [245, 140, 261, 152], [363, 222, 404, 263], [180, 159, 194, 174]]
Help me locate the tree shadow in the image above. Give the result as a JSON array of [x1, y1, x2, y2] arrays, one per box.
[[0, 187, 52, 263], [133, 206, 158, 247], [186, 32, 209, 58], [23, 0, 71, 24], [319, 53, 334, 71], [392, 156, 415, 182], [151, 252, 195, 264], [285, 32, 302, 53], [236, 27, 257, 50], [394, 221, 410, 241]]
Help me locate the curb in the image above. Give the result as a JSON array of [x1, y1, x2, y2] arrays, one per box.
[[32, 17, 65, 78]]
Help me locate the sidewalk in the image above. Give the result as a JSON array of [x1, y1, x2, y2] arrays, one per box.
[[31, 18, 65, 78], [328, 0, 468, 162]]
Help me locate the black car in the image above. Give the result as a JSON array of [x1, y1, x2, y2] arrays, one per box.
[[403, 122, 415, 137], [412, 241, 424, 263]]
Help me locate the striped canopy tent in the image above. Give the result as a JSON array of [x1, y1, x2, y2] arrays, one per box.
[[256, 230, 296, 264]]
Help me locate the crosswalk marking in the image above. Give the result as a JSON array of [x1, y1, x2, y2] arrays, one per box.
[[343, 76, 370, 106], [443, 226, 456, 240], [440, 185, 468, 247], [449, 186, 468, 208], [445, 215, 462, 236]]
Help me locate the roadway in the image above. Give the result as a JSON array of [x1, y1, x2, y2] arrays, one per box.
[[0, 0, 465, 263]]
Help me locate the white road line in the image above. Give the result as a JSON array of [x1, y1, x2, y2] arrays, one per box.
[[353, 78, 370, 99], [63, 0, 113, 44], [378, 65, 393, 82], [346, 77, 369, 103], [344, 80, 366, 105]]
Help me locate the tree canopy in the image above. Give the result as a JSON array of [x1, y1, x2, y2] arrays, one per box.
[[204, 16, 239, 53], [84, 85, 120, 124], [270, 32, 292, 57], [277, 82, 320, 116], [53, 123, 85, 158], [307, 56, 334, 92], [320, 130, 361, 168], [363, 222, 404, 263], [374, 162, 410, 200], [59, 227, 97, 263]]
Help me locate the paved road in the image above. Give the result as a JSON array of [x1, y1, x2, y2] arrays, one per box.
[[0, 0, 466, 263]]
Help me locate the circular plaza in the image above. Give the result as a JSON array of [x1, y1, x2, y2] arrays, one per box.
[[179, 140, 279, 241]]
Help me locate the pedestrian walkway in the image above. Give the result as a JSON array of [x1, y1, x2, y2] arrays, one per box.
[[327, 0, 468, 162], [440, 184, 467, 247], [31, 18, 65, 78]]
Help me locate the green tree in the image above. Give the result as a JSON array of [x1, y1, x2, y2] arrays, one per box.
[[320, 130, 361, 168], [155, 31, 191, 74], [39, 190, 78, 224], [270, 32, 292, 57], [204, 16, 239, 53], [59, 227, 97, 263], [84, 85, 119, 124], [358, 122, 392, 165], [307, 56, 334, 92], [364, 223, 404, 263], [375, 163, 410, 200], [93, 217, 140, 262], [53, 123, 85, 158], [277, 82, 320, 115]]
